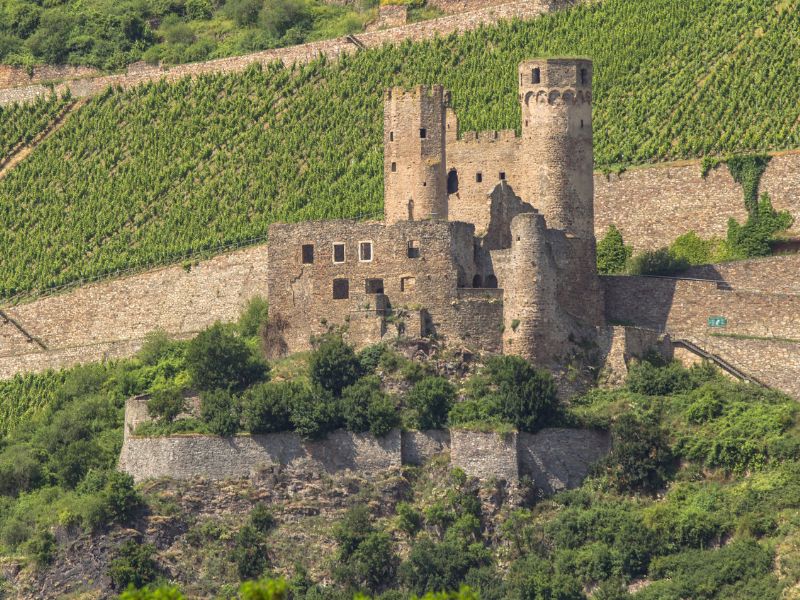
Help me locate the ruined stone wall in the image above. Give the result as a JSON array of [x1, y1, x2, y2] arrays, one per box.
[[603, 275, 800, 340], [594, 152, 800, 250], [596, 325, 672, 387], [0, 245, 269, 379], [0, 1, 565, 107], [0, 64, 100, 90], [266, 219, 503, 354]]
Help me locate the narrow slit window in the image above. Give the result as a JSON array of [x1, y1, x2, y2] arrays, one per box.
[[333, 243, 346, 264], [359, 241, 373, 262], [389, 131, 394, 142], [420, 128, 427, 139], [532, 67, 541, 84], [407, 240, 420, 259], [365, 279, 384, 294], [391, 162, 397, 172], [301, 244, 314, 264], [333, 279, 349, 300], [580, 68, 588, 85], [476, 172, 483, 183]]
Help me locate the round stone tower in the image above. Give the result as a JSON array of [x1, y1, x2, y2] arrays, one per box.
[[502, 212, 562, 364], [384, 85, 448, 224], [518, 58, 603, 325]]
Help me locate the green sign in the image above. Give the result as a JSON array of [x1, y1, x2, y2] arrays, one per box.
[[708, 316, 728, 328]]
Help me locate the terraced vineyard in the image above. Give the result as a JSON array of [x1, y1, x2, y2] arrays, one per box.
[[0, 93, 71, 163], [0, 0, 799, 299]]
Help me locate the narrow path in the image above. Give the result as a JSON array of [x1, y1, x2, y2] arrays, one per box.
[[0, 310, 47, 350], [0, 98, 85, 181], [672, 338, 765, 386]]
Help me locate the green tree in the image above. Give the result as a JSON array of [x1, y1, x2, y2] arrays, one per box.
[[596, 225, 632, 274], [340, 375, 399, 437], [407, 376, 455, 430], [239, 296, 270, 338], [200, 388, 240, 436], [186, 323, 268, 391], [108, 541, 159, 590], [484, 356, 558, 432], [147, 387, 185, 424], [605, 410, 674, 493], [241, 381, 299, 434], [233, 524, 269, 580], [309, 334, 362, 396]]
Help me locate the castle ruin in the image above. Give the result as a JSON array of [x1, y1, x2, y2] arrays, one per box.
[[267, 58, 604, 367]]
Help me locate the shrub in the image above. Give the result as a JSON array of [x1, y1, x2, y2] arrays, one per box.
[[309, 334, 362, 396], [137, 330, 181, 366], [605, 410, 673, 493], [239, 296, 270, 338], [102, 471, 144, 526], [726, 193, 793, 258], [108, 541, 159, 590], [147, 387, 185, 424], [241, 381, 300, 433], [0, 445, 43, 496], [340, 376, 399, 437], [407, 376, 455, 430], [119, 586, 186, 600], [396, 502, 423, 538], [627, 360, 694, 396], [627, 247, 689, 276], [249, 503, 276, 534], [357, 343, 387, 374], [239, 578, 290, 600], [399, 535, 488, 596], [200, 389, 240, 436], [596, 225, 632, 274], [186, 323, 268, 392], [289, 385, 341, 440], [26, 529, 56, 567], [483, 356, 558, 432], [233, 524, 269, 580], [333, 506, 397, 593], [669, 231, 715, 265]]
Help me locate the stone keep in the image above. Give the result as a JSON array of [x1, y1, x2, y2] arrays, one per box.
[[384, 85, 449, 224]]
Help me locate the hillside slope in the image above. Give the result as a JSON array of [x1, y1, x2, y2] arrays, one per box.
[[0, 0, 799, 299]]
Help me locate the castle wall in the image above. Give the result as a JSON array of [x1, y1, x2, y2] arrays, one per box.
[[0, 245, 269, 379], [593, 152, 800, 250], [266, 219, 501, 354], [603, 275, 800, 340]]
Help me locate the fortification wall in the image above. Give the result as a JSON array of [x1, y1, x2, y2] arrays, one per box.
[[603, 275, 800, 340], [593, 152, 800, 250], [120, 424, 610, 492], [682, 255, 800, 295], [0, 245, 269, 379], [0, 1, 564, 107]]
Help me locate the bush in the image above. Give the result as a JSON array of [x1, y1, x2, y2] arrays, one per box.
[[669, 231, 714, 266], [407, 377, 455, 430], [333, 506, 397, 593], [627, 247, 689, 276], [241, 381, 300, 433], [399, 535, 488, 596], [340, 376, 399, 437], [396, 502, 423, 538], [200, 389, 240, 436], [26, 529, 56, 567], [309, 334, 362, 396], [101, 471, 144, 527], [605, 410, 673, 493], [627, 360, 693, 396], [147, 387, 185, 424], [186, 323, 268, 392], [233, 524, 269, 580], [108, 541, 159, 590], [596, 225, 632, 274], [250, 503, 276, 534], [483, 356, 558, 433], [726, 193, 793, 258], [289, 385, 341, 440], [0, 445, 43, 496], [239, 296, 270, 338], [357, 343, 387, 374]]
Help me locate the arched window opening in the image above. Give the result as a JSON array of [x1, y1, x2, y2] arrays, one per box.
[[472, 274, 483, 288], [447, 170, 459, 194], [486, 274, 498, 289], [532, 68, 541, 84], [407, 199, 414, 221]]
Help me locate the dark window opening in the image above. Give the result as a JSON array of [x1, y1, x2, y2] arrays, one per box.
[[333, 279, 349, 300], [447, 170, 459, 194], [476, 172, 483, 183], [473, 241, 480, 262], [499, 172, 506, 181], [580, 68, 588, 85], [420, 128, 427, 139], [333, 243, 345, 263], [486, 274, 498, 289], [580, 120, 584, 129], [389, 131, 394, 142], [408, 199, 414, 221], [532, 67, 541, 84], [301, 244, 314, 264], [365, 279, 384, 294], [422, 181, 427, 187], [359, 241, 373, 262], [391, 162, 397, 172], [472, 274, 483, 288], [407, 240, 420, 259]]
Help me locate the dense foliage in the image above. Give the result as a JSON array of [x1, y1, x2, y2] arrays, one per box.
[[0, 0, 379, 70], [2, 0, 800, 299]]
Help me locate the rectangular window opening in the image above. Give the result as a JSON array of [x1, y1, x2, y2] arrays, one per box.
[[401, 277, 416, 293], [359, 241, 373, 262], [365, 279, 384, 294], [391, 162, 397, 173], [532, 67, 541, 84], [407, 240, 420, 259], [301, 244, 314, 265], [333, 243, 346, 264], [499, 172, 506, 181], [389, 131, 394, 142], [333, 279, 349, 300], [476, 172, 483, 183], [420, 128, 427, 139], [581, 68, 588, 85]]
